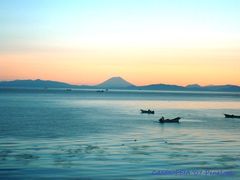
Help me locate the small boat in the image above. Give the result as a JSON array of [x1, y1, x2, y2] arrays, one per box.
[[66, 88, 72, 91], [159, 117, 181, 123], [140, 109, 155, 114], [224, 114, 240, 118], [96, 90, 105, 93]]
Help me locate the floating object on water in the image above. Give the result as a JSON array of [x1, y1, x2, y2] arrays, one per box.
[[140, 109, 155, 114], [96, 90, 105, 92], [159, 116, 181, 123], [224, 114, 240, 118]]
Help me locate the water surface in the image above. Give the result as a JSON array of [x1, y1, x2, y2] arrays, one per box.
[[0, 89, 240, 179]]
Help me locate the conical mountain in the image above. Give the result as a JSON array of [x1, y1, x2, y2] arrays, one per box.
[[97, 77, 135, 88]]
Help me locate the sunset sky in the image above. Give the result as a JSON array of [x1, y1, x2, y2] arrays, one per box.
[[0, 0, 240, 86]]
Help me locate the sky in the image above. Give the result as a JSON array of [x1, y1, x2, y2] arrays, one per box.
[[0, 0, 240, 86]]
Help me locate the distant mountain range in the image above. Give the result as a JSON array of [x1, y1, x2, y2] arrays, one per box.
[[0, 79, 78, 89], [0, 77, 240, 92]]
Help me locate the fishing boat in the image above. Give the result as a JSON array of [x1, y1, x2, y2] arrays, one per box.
[[140, 109, 155, 114], [159, 117, 181, 123], [224, 114, 240, 118], [96, 90, 105, 93]]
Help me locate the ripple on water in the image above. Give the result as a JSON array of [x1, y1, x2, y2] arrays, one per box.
[[15, 153, 38, 160]]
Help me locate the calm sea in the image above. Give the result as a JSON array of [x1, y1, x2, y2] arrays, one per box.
[[0, 89, 240, 179]]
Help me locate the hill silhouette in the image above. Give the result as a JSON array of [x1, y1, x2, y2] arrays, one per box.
[[0, 77, 240, 92]]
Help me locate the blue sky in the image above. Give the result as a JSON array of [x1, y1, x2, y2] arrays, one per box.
[[1, 0, 240, 51]]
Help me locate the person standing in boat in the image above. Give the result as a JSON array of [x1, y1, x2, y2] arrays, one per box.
[[159, 116, 164, 122]]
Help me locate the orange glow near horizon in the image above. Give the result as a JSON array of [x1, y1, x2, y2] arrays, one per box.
[[1, 47, 240, 86]]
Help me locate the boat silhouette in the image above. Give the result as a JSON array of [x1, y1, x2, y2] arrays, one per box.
[[224, 114, 240, 118], [159, 117, 181, 123], [140, 109, 155, 114]]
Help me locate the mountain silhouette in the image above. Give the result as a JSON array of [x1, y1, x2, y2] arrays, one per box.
[[0, 78, 240, 92], [97, 77, 135, 88], [138, 83, 184, 91], [0, 79, 77, 88]]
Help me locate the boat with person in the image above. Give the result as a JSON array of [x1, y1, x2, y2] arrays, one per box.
[[224, 114, 240, 118], [159, 116, 181, 123], [140, 109, 155, 114]]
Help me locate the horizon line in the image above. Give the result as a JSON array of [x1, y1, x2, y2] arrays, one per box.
[[0, 77, 240, 87]]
